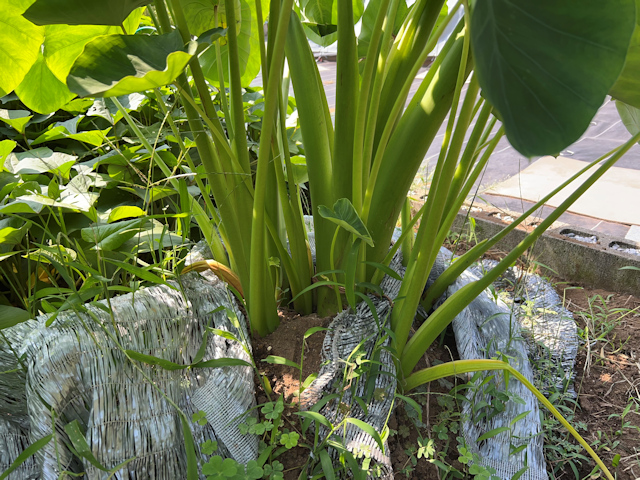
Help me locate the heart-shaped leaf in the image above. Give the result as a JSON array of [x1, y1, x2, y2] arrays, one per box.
[[0, 140, 17, 162], [4, 148, 77, 178], [24, 0, 150, 26], [616, 100, 640, 140], [610, 1, 640, 108], [317, 198, 373, 246], [81, 219, 145, 250], [16, 54, 76, 114], [0, 110, 32, 135], [43, 24, 113, 83], [289, 155, 308, 185], [199, 0, 263, 87], [67, 31, 197, 97], [472, 0, 635, 157], [0, 0, 44, 97], [0, 305, 31, 330]]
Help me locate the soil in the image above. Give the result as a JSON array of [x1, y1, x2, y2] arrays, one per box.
[[249, 283, 640, 480], [561, 287, 640, 480]]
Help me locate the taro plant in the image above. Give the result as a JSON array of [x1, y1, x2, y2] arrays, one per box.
[[2, 0, 640, 477]]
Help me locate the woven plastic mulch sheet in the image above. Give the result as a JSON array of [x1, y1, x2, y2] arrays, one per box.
[[0, 267, 256, 479]]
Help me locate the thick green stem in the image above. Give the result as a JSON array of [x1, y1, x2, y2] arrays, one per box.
[[333, 0, 358, 204], [400, 197, 413, 267], [223, 0, 252, 176], [286, 13, 336, 312], [391, 6, 472, 357], [213, 6, 232, 137], [352, 0, 392, 211], [248, 0, 295, 336], [364, 24, 468, 273]]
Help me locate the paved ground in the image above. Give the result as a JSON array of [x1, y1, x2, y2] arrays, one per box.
[[313, 60, 640, 242]]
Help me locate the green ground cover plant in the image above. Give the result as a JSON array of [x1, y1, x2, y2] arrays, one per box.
[[2, 0, 640, 477]]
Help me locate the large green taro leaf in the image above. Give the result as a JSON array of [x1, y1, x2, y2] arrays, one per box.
[[357, 0, 409, 57], [472, 0, 635, 157], [23, 0, 150, 26], [0, 0, 44, 96], [16, 54, 75, 114], [199, 0, 262, 87], [300, 0, 364, 47], [179, 0, 246, 37], [610, 0, 640, 108], [67, 31, 197, 97], [44, 25, 113, 83], [300, 0, 364, 26]]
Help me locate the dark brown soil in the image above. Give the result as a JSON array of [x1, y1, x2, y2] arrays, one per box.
[[249, 283, 640, 479], [251, 310, 333, 478], [561, 287, 640, 480]]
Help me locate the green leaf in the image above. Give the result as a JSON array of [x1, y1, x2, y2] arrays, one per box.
[[127, 349, 250, 370], [180, 415, 199, 480], [81, 219, 145, 250], [0, 305, 31, 330], [25, 244, 77, 264], [300, 0, 364, 47], [32, 125, 111, 146], [120, 185, 177, 202], [107, 205, 146, 223], [317, 198, 374, 246], [119, 221, 184, 253], [245, 460, 263, 480], [294, 410, 334, 429], [24, 0, 151, 26], [509, 411, 531, 426], [103, 258, 169, 286], [289, 155, 308, 185], [0, 217, 27, 244], [476, 426, 510, 442], [180, 0, 238, 37], [610, 1, 640, 108], [197, 27, 228, 46], [0, 0, 44, 97], [616, 100, 640, 140], [262, 355, 301, 370], [0, 109, 32, 135], [126, 350, 187, 370], [45, 286, 103, 327], [612, 453, 621, 468], [346, 418, 385, 453], [192, 358, 252, 368], [67, 31, 197, 97], [395, 393, 423, 424], [199, 0, 262, 87], [358, 0, 409, 56], [304, 326, 328, 339], [0, 140, 16, 162], [472, 0, 635, 157], [4, 147, 76, 178], [300, 0, 364, 27], [0, 434, 52, 480], [16, 53, 76, 114], [319, 449, 336, 480], [64, 420, 111, 471]]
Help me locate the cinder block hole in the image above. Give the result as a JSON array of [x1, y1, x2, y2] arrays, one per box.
[[609, 241, 640, 256], [559, 229, 598, 244]]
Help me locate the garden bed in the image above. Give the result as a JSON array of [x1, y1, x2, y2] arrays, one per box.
[[250, 277, 640, 479]]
